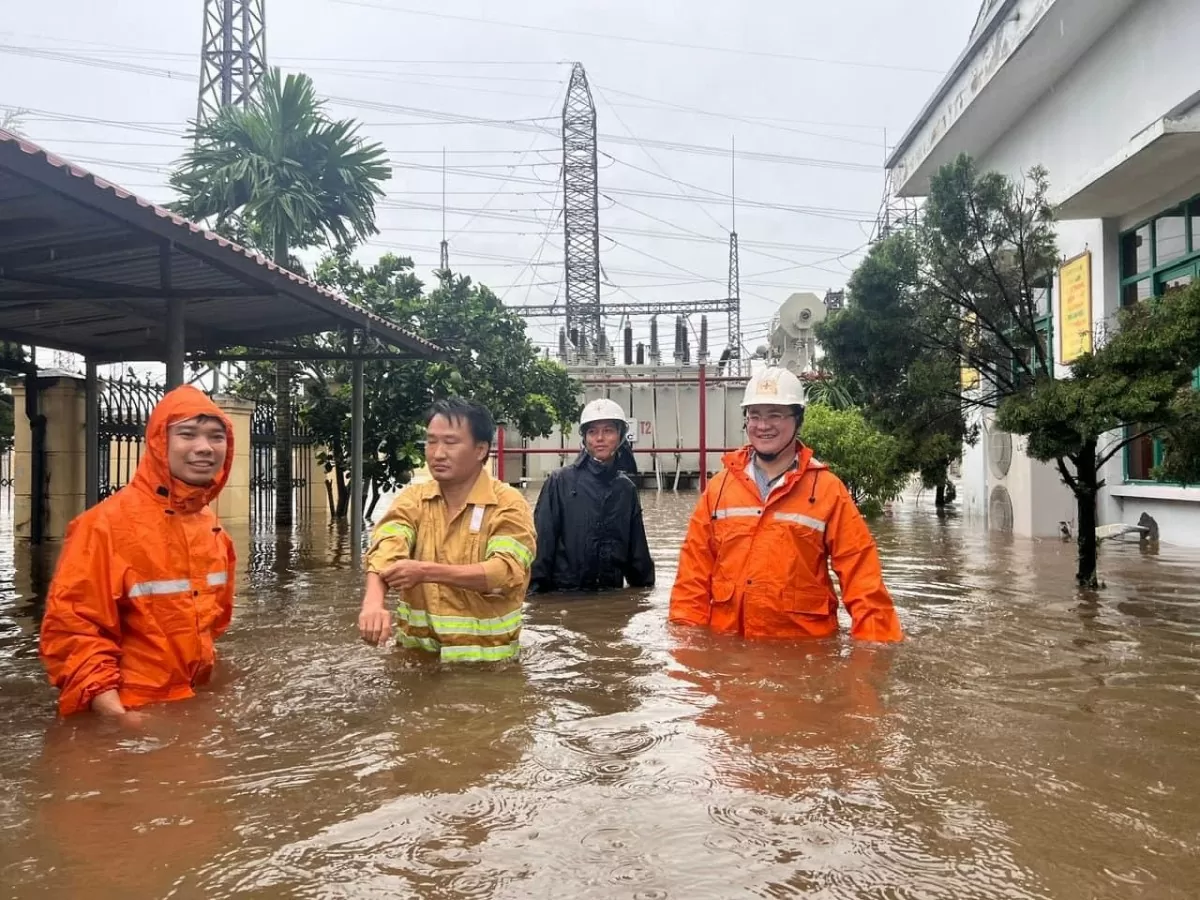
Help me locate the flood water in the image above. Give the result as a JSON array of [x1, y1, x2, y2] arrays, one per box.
[[1, 489, 1199, 899]]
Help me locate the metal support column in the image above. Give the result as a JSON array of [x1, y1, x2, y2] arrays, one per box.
[[350, 353, 365, 569], [162, 244, 185, 390], [698, 363, 708, 492], [24, 371, 45, 545], [85, 360, 100, 508], [496, 425, 506, 483]]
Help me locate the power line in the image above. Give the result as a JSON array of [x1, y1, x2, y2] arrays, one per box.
[[44, 146, 876, 223], [597, 86, 886, 149], [595, 84, 729, 236], [373, 225, 854, 254], [2, 67, 882, 172], [326, 0, 946, 75], [7, 36, 905, 141]]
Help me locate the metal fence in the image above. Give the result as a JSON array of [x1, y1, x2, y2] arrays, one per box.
[[0, 447, 12, 508], [97, 377, 165, 499], [96, 379, 317, 522], [250, 402, 316, 521]]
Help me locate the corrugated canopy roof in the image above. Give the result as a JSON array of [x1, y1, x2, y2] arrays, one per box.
[[0, 128, 442, 362]]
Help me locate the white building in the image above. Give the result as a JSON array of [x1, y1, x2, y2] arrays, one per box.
[[888, 0, 1200, 545]]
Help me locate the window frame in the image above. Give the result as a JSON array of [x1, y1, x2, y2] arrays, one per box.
[[1011, 310, 1054, 386], [1119, 194, 1200, 483]]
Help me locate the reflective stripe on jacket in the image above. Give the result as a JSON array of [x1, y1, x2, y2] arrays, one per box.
[[529, 451, 655, 593], [366, 469, 536, 662], [38, 386, 238, 716], [669, 444, 902, 642]]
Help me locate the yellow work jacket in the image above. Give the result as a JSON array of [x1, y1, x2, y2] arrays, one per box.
[[366, 469, 536, 662]]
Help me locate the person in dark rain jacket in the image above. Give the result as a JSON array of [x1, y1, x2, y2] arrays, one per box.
[[529, 398, 655, 593]]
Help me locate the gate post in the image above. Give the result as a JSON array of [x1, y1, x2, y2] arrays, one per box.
[[85, 361, 99, 509], [10, 374, 87, 542], [212, 395, 254, 525]]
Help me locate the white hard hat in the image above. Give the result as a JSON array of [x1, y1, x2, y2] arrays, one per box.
[[740, 366, 806, 408], [580, 398, 627, 432]]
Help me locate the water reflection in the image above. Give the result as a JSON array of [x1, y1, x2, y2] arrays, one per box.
[[0, 492, 1198, 898]]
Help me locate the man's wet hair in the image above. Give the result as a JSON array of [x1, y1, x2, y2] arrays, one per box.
[[427, 397, 495, 447]]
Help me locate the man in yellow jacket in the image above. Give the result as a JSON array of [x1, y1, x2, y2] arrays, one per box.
[[358, 397, 536, 662]]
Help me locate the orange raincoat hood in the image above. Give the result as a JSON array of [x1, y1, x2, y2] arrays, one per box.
[[132, 385, 234, 512]]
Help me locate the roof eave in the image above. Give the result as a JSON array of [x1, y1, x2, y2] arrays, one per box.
[[885, 0, 1022, 170]]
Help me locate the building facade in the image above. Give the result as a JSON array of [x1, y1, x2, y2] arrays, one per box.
[[888, 0, 1200, 545]]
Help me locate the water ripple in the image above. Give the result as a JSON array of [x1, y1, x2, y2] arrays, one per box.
[[3, 495, 1200, 898]]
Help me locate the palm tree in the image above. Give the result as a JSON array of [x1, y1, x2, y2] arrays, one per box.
[[804, 374, 861, 410], [171, 68, 390, 528]]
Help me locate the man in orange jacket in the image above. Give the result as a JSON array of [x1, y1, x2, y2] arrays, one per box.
[[39, 385, 237, 721], [669, 367, 902, 643]]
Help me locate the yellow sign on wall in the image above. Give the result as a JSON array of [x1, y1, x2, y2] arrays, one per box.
[[1058, 251, 1092, 364], [960, 364, 979, 391]]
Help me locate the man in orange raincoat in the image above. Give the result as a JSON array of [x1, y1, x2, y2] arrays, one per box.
[[39, 385, 237, 720], [669, 367, 902, 643]]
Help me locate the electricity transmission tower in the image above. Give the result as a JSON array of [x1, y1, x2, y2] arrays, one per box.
[[727, 231, 741, 373], [562, 62, 603, 357], [197, 0, 267, 128], [872, 130, 920, 243], [872, 168, 920, 243]]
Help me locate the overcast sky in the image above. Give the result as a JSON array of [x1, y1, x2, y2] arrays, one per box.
[[0, 0, 977, 360]]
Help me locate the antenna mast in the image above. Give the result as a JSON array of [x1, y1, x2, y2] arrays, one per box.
[[439, 147, 450, 275], [727, 136, 742, 374]]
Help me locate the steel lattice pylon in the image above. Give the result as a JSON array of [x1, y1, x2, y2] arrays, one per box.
[[727, 230, 741, 374], [561, 62, 602, 355], [197, 0, 267, 127]]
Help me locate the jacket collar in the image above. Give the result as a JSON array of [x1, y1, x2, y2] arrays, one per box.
[[722, 442, 825, 493], [573, 448, 619, 479], [424, 467, 500, 507]]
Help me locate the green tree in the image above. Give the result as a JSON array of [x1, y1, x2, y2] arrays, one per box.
[[818, 233, 974, 506], [997, 282, 1200, 584], [891, 154, 1200, 586], [236, 253, 582, 518], [802, 403, 908, 516], [169, 68, 390, 527]]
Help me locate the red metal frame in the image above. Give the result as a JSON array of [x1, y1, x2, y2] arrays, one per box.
[[499, 447, 738, 455], [497, 363, 768, 486]]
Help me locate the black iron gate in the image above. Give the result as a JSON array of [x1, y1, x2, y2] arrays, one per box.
[[250, 402, 316, 522], [95, 382, 317, 520], [97, 377, 164, 500]]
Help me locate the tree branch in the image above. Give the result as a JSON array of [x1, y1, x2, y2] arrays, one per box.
[[1097, 426, 1161, 469], [919, 262, 1027, 392], [1010, 181, 1052, 377], [1055, 456, 1080, 493]]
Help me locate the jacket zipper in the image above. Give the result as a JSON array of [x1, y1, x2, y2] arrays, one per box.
[[734, 465, 800, 637]]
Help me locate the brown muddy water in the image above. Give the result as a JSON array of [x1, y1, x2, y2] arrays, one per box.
[[1, 490, 1199, 899]]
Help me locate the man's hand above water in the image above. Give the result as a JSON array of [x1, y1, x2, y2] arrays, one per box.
[[358, 573, 394, 646]]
